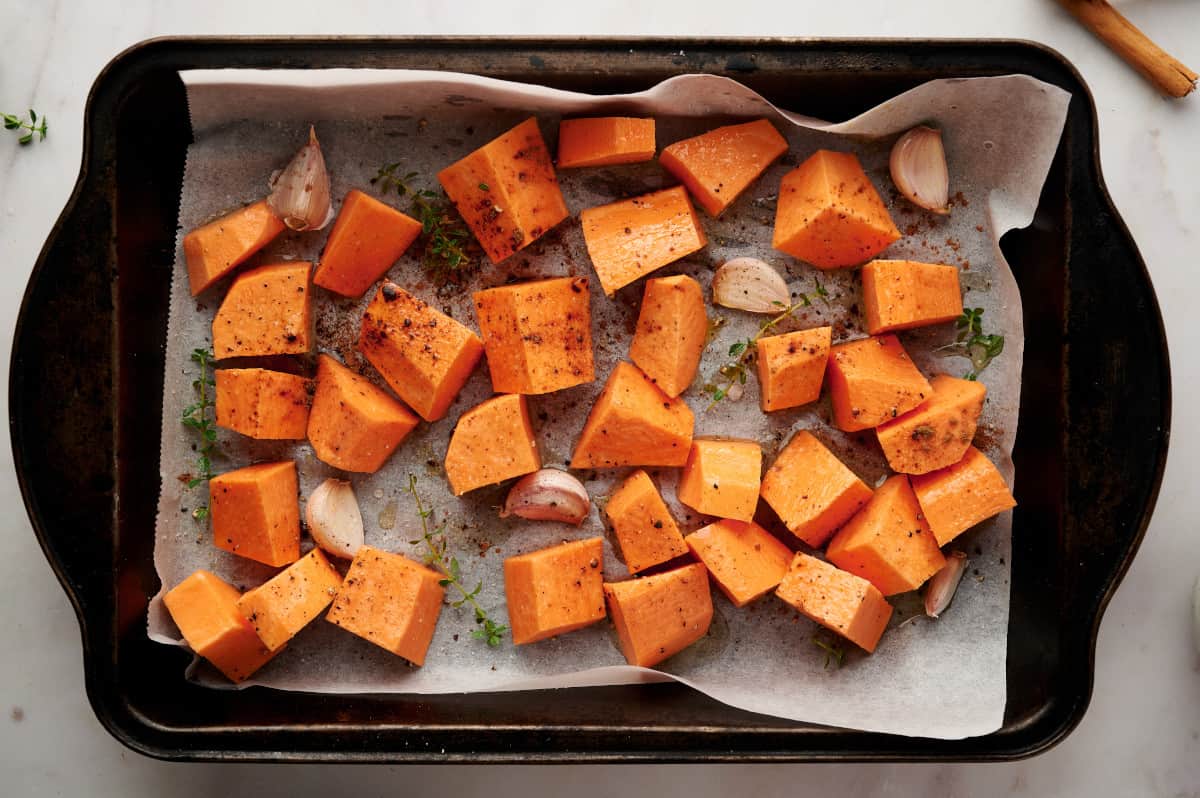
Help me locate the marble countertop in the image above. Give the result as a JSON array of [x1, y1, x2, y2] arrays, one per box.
[[1, 1, 1197, 794]]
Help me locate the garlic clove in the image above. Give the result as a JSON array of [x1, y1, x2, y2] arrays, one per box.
[[890, 125, 950, 215], [267, 125, 333, 232], [500, 468, 590, 526], [305, 479, 365, 559], [711, 257, 791, 313], [924, 550, 968, 618]]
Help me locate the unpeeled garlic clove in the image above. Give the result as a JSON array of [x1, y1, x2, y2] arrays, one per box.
[[268, 125, 333, 231], [500, 468, 590, 526], [305, 479, 364, 559], [711, 257, 791, 313], [890, 125, 950, 215], [924, 550, 968, 618]]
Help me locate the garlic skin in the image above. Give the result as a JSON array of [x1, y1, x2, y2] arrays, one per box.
[[711, 257, 791, 313], [890, 126, 950, 215], [500, 468, 590, 526], [267, 125, 333, 232], [305, 479, 365, 559], [924, 550, 968, 618]]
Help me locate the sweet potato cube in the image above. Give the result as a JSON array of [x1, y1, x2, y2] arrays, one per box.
[[760, 431, 873, 548], [604, 469, 688, 574], [861, 259, 963, 335], [876, 375, 986, 475], [756, 326, 831, 412], [775, 553, 894, 653], [629, 274, 708, 398], [358, 281, 485, 422], [325, 546, 445, 666], [504, 538, 607, 645], [826, 475, 946, 596], [163, 570, 278, 682], [314, 190, 423, 297], [473, 276, 595, 394], [437, 117, 568, 264], [827, 335, 932, 432], [676, 438, 763, 523], [215, 368, 311, 440], [210, 461, 300, 567], [685, 520, 793, 607], [570, 362, 694, 469], [444, 394, 541, 495], [659, 119, 788, 217], [307, 355, 419, 473], [911, 446, 1016, 546], [580, 186, 707, 296], [557, 117, 656, 168], [184, 199, 284, 296], [236, 548, 343, 651], [604, 562, 713, 668], [773, 150, 901, 269], [212, 261, 312, 358]]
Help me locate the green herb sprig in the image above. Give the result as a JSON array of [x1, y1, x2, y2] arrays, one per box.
[[406, 474, 507, 647], [3, 109, 47, 145], [812, 632, 846, 669], [703, 300, 804, 408], [939, 307, 1005, 380], [181, 348, 217, 521]]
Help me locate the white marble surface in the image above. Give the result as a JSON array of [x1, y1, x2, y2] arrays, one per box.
[[1, 1, 1197, 794]]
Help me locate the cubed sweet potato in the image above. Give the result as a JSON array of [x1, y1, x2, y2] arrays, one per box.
[[570, 362, 694, 469], [212, 261, 313, 358], [557, 117, 656, 168], [504, 537, 607, 645], [659, 119, 788, 217], [215, 368, 311, 440], [306, 354, 419, 473], [437, 117, 568, 264], [210, 460, 300, 567], [473, 276, 595, 394], [444, 394, 541, 496], [184, 199, 285, 296], [826, 334, 932, 432], [604, 562, 713, 668], [628, 274, 708, 398], [875, 374, 986, 475], [358, 281, 485, 422], [861, 259, 963, 335], [163, 570, 278, 682], [775, 553, 894, 653], [676, 438, 763, 523], [314, 189, 423, 297], [685, 520, 793, 607], [236, 548, 343, 651], [604, 469, 688, 574], [755, 326, 831, 412], [910, 446, 1016, 546]]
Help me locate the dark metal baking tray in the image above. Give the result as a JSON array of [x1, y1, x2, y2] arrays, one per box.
[[9, 36, 1169, 762]]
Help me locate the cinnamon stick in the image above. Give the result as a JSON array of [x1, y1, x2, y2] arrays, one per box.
[[1057, 0, 1197, 98]]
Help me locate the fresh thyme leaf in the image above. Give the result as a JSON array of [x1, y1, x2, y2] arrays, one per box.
[[705, 300, 804, 410], [812, 633, 846, 669], [813, 277, 830, 305], [181, 348, 216, 522], [3, 108, 47, 145], [944, 309, 1003, 380], [728, 341, 747, 358]]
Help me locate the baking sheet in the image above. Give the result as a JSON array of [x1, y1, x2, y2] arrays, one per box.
[[148, 69, 1068, 739]]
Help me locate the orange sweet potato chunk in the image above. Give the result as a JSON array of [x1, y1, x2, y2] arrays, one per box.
[[826, 334, 932, 432], [911, 446, 1016, 546], [212, 261, 313, 358], [773, 150, 901, 269], [504, 538, 606, 645], [604, 469, 688, 574], [215, 368, 311, 440], [163, 570, 278, 682], [759, 431, 873, 548], [314, 190, 423, 297], [444, 394, 541, 496], [184, 199, 285, 296], [685, 520, 792, 608], [628, 274, 708, 398], [775, 553, 894, 653], [325, 545, 445, 666], [570, 362, 694, 469], [307, 354, 419, 473], [875, 375, 986, 475], [557, 117, 656, 168], [756, 326, 831, 412], [826, 475, 946, 596], [676, 438, 763, 523], [659, 119, 788, 216], [581, 186, 707, 296], [236, 548, 343, 651], [861, 259, 963, 335], [604, 562, 713, 668], [437, 117, 568, 264], [210, 461, 300, 567], [358, 281, 485, 422], [473, 276, 595, 394]]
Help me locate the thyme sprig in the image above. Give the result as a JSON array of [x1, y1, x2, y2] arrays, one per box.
[[3, 109, 47, 145], [703, 300, 803, 408], [406, 474, 507, 647], [812, 632, 846, 669], [938, 307, 1005, 380], [181, 348, 217, 521]]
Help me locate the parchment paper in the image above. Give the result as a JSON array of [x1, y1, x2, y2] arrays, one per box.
[[149, 68, 1069, 739]]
